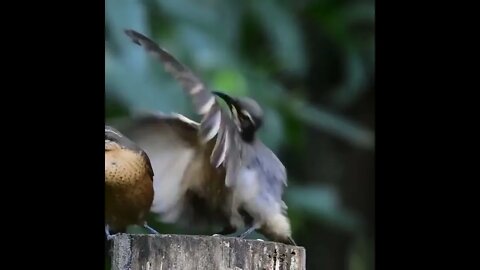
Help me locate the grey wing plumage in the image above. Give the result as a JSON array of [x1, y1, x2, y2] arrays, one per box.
[[124, 30, 214, 116], [255, 141, 288, 209], [125, 29, 242, 187], [257, 141, 287, 187]]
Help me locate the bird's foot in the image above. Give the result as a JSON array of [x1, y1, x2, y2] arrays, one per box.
[[143, 222, 160, 234], [105, 225, 116, 240], [287, 236, 297, 246], [239, 226, 257, 239]]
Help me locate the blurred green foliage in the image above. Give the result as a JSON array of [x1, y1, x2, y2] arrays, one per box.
[[106, 0, 374, 269]]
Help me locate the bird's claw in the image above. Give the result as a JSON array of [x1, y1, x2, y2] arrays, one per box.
[[143, 222, 160, 234], [239, 226, 257, 239]]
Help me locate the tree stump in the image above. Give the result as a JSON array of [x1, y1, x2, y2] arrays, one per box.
[[110, 234, 306, 270]]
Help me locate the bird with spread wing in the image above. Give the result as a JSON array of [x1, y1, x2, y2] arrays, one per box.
[[114, 29, 295, 245]]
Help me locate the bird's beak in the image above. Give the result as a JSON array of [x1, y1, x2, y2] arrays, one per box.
[[212, 91, 236, 108], [212, 91, 242, 128]]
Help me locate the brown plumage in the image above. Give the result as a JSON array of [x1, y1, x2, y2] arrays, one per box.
[[105, 125, 158, 236]]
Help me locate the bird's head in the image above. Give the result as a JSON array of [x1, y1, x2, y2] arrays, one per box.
[[213, 91, 263, 142]]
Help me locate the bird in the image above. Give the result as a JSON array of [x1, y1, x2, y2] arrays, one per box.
[[121, 29, 296, 245], [104, 125, 159, 240]]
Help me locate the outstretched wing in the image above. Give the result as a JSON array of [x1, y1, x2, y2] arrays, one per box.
[[111, 112, 231, 229], [111, 113, 198, 221], [125, 30, 241, 186]]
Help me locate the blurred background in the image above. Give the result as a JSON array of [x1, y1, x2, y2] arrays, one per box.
[[105, 0, 374, 269]]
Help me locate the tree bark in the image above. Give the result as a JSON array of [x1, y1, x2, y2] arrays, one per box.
[[111, 234, 306, 270]]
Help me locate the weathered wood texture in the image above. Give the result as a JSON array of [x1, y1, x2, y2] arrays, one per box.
[[111, 234, 306, 270]]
